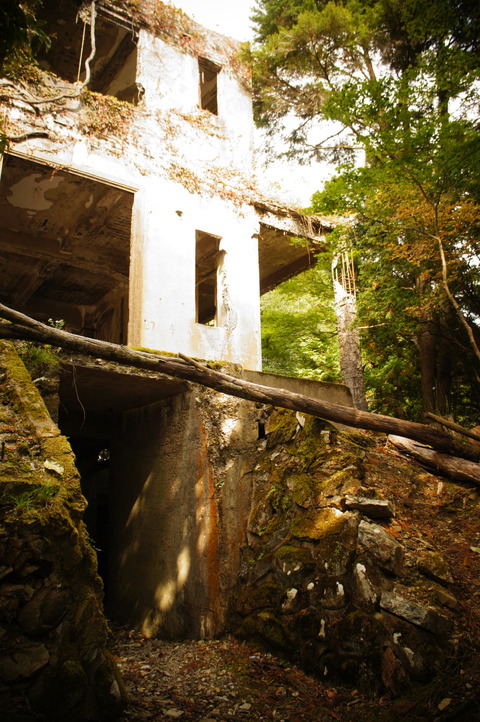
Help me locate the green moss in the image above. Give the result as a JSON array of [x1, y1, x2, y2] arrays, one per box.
[[17, 341, 60, 372], [0, 459, 39, 481], [295, 417, 330, 465], [132, 345, 177, 356], [266, 411, 298, 447], [291, 508, 346, 540], [0, 341, 57, 436], [274, 544, 313, 566], [266, 473, 292, 512], [238, 610, 294, 651], [261, 511, 291, 539], [288, 473, 315, 506], [41, 435, 79, 481]]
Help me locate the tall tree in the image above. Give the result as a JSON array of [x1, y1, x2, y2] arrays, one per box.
[[251, 0, 480, 420]]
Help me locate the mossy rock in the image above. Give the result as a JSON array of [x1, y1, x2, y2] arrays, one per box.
[[41, 435, 80, 482], [237, 610, 295, 651], [295, 421, 330, 466], [265, 410, 298, 447], [29, 659, 88, 719], [306, 576, 348, 610], [274, 544, 315, 580], [314, 516, 359, 576], [342, 432, 377, 450], [237, 573, 286, 615], [259, 511, 293, 549], [286, 473, 315, 507], [291, 507, 346, 541], [92, 649, 126, 719], [323, 611, 390, 692]]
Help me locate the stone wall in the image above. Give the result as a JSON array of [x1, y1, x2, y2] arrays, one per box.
[[0, 342, 123, 721], [234, 408, 458, 697]]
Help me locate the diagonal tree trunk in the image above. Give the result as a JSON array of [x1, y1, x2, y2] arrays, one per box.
[[0, 302, 479, 461]]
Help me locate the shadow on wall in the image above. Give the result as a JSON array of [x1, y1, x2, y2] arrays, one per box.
[[108, 388, 254, 638]]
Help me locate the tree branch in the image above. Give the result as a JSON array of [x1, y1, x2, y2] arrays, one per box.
[[436, 233, 480, 363], [425, 412, 480, 442]]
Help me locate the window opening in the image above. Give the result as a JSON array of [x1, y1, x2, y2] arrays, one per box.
[[195, 231, 222, 325], [0, 154, 134, 344], [199, 58, 220, 114], [38, 0, 139, 104]]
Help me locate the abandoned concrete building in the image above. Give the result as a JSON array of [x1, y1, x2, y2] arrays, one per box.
[[0, 0, 352, 638]]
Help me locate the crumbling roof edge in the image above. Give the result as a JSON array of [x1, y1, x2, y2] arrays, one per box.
[[253, 199, 334, 241], [94, 0, 249, 81]]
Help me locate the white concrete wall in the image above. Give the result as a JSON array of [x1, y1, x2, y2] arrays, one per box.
[[129, 178, 262, 368], [5, 18, 262, 368], [137, 30, 254, 169]]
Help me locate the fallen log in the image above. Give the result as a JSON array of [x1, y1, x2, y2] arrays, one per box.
[[1, 302, 480, 462], [424, 412, 480, 443], [389, 435, 480, 487]]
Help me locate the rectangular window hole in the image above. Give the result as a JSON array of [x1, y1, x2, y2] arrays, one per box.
[[196, 230, 222, 325], [199, 58, 220, 114], [38, 0, 140, 104]]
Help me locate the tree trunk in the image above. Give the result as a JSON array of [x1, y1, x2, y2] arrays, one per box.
[[332, 252, 368, 410], [416, 320, 436, 415], [389, 435, 480, 486], [1, 302, 479, 461]]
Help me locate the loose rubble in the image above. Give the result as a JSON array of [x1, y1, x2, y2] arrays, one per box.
[[110, 626, 480, 721]]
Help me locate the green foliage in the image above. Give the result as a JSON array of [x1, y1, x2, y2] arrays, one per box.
[[253, 0, 480, 421], [0, 1, 50, 151], [261, 255, 341, 381], [5, 481, 59, 513], [17, 341, 60, 370], [0, 0, 50, 73]]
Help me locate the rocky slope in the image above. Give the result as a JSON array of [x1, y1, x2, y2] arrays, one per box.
[[232, 408, 480, 710], [0, 341, 123, 721]]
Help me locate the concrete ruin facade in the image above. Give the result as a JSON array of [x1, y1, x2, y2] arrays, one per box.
[[0, 0, 350, 639], [0, 0, 330, 370]]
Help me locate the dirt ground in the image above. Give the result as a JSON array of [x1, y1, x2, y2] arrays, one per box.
[[110, 624, 479, 721]]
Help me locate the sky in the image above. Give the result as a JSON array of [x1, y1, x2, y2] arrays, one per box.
[[171, 0, 255, 41], [171, 1, 333, 205]]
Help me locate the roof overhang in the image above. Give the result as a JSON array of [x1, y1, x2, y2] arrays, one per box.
[[254, 200, 332, 294]]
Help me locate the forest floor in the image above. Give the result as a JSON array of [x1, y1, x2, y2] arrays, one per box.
[[110, 438, 480, 722], [110, 624, 479, 722]]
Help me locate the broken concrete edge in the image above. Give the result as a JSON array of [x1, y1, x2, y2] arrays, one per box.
[[99, 0, 251, 84]]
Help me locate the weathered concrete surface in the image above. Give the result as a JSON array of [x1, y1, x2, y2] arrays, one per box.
[[109, 386, 258, 638]]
